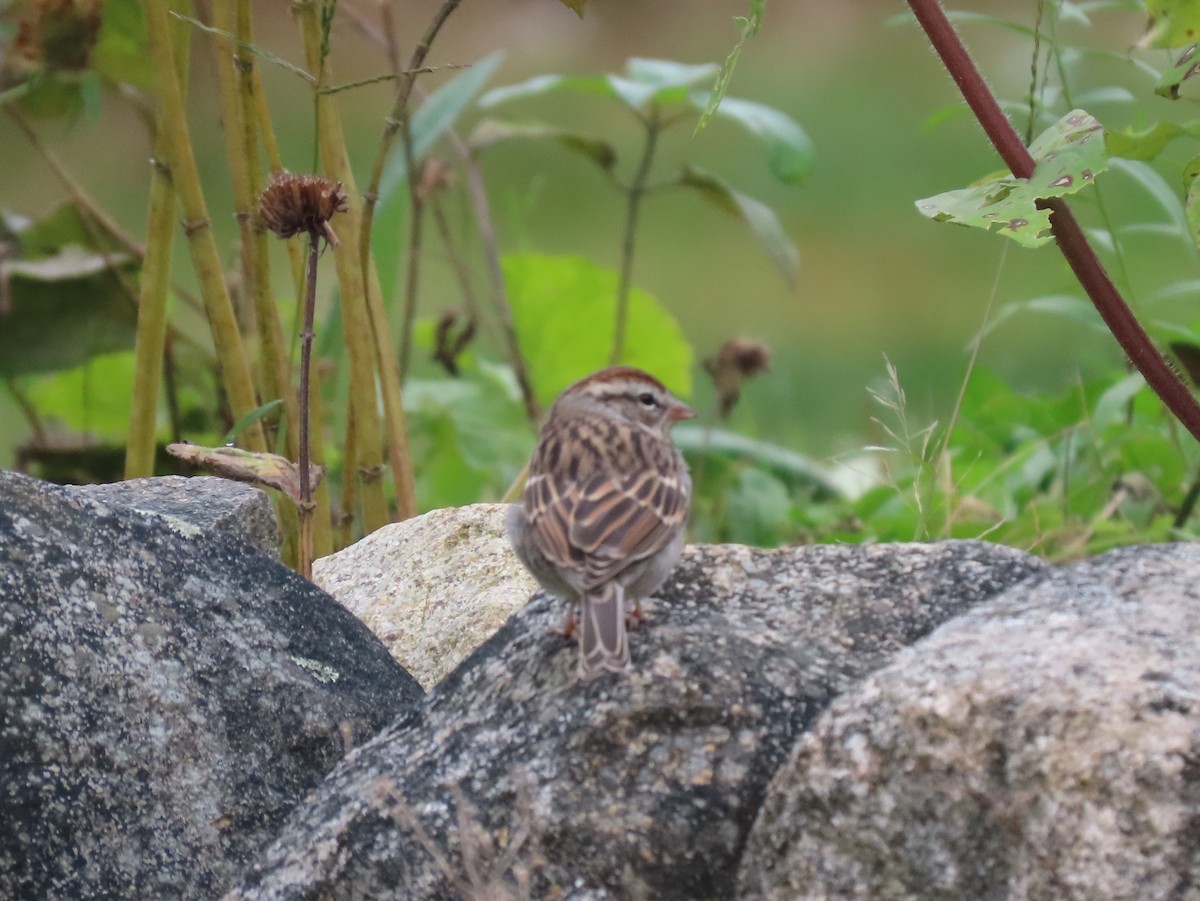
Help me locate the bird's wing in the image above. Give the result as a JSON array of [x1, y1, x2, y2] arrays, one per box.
[[526, 429, 688, 591]]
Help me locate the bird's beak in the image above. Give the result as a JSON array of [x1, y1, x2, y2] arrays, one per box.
[[668, 401, 696, 422]]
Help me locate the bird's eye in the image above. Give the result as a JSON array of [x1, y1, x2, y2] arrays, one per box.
[[638, 392, 657, 407]]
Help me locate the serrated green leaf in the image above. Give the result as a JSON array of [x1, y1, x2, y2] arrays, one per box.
[[679, 166, 799, 284], [689, 93, 813, 183], [916, 110, 1107, 247], [1105, 119, 1200, 160], [468, 119, 617, 170], [503, 253, 693, 407]]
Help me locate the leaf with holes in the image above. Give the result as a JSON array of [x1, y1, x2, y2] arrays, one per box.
[[1155, 43, 1200, 97], [916, 110, 1107, 248], [1142, 1, 1200, 49]]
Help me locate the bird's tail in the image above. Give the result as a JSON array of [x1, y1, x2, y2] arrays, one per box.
[[578, 582, 630, 679]]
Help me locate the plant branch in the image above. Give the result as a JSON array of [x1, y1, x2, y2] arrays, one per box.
[[611, 107, 662, 365], [358, 0, 462, 290], [907, 0, 1200, 446], [297, 232, 320, 576], [444, 124, 540, 421]]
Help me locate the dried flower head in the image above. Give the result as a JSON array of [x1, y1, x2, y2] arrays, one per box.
[[259, 171, 348, 246], [704, 338, 771, 419]]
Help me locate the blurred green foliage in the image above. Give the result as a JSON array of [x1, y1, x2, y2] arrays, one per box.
[[4, 0, 1200, 560]]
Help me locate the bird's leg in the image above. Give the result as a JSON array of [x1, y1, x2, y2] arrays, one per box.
[[561, 607, 578, 641], [626, 597, 647, 630]]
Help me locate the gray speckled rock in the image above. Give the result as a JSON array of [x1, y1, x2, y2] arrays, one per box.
[[0, 471, 423, 901], [313, 504, 537, 689], [67, 475, 280, 558], [737, 543, 1200, 901], [230, 540, 1046, 900]]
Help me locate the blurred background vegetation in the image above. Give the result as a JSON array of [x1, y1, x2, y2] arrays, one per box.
[[4, 0, 1200, 557]]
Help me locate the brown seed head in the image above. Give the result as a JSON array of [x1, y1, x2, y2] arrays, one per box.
[[259, 171, 348, 246], [704, 338, 771, 419]]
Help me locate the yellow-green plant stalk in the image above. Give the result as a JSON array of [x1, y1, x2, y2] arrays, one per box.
[[125, 4, 188, 480], [144, 0, 266, 452], [337, 404, 359, 550], [124, 145, 176, 479], [209, 0, 292, 449]]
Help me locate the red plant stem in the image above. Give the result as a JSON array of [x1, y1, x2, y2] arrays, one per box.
[[295, 232, 320, 578], [907, 0, 1200, 444], [300, 233, 319, 505]]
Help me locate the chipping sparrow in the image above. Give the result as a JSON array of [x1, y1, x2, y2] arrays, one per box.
[[507, 366, 695, 680]]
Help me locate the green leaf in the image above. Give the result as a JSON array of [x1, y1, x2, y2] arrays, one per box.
[[1105, 120, 1200, 159], [24, 351, 139, 441], [1091, 372, 1146, 428], [616, 58, 719, 110], [92, 0, 153, 90], [0, 246, 139, 376], [916, 110, 1108, 248], [689, 93, 814, 184], [1142, 2, 1200, 49], [503, 253, 693, 407], [467, 119, 617, 171], [1184, 153, 1200, 251], [479, 73, 611, 108], [726, 467, 793, 546], [15, 70, 87, 119], [377, 50, 505, 204], [223, 399, 284, 445], [481, 58, 718, 113], [672, 424, 842, 497], [12, 203, 124, 257], [373, 50, 505, 284], [1155, 43, 1200, 98], [979, 294, 1106, 341], [403, 363, 529, 506], [679, 165, 799, 284]]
